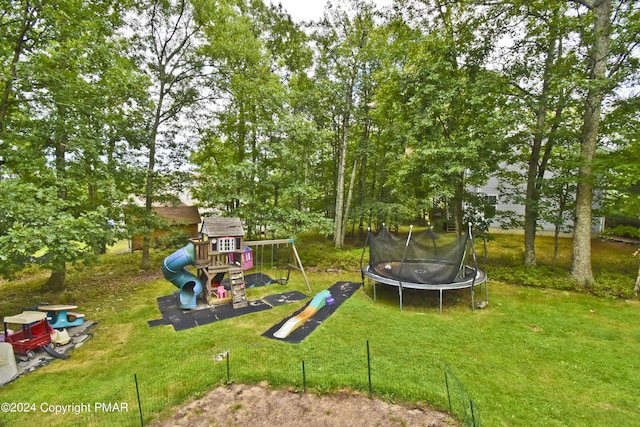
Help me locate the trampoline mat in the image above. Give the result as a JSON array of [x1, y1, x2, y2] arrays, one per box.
[[369, 260, 460, 285]]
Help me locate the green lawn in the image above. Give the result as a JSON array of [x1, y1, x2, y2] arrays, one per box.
[[1, 235, 639, 426]]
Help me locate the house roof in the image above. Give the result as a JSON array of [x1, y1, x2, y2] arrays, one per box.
[[153, 206, 201, 225], [201, 217, 245, 237]]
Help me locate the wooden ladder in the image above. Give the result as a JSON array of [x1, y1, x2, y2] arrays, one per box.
[[228, 266, 247, 309]]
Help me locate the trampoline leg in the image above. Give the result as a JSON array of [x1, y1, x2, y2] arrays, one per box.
[[399, 286, 403, 312], [373, 281, 377, 303], [439, 289, 442, 315], [471, 284, 475, 311], [485, 280, 489, 304]]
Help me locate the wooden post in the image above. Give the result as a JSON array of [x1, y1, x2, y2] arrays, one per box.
[[291, 242, 311, 293]]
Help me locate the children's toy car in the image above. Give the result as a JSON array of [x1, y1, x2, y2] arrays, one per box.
[[3, 311, 54, 359]]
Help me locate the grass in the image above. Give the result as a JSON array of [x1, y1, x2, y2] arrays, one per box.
[[0, 233, 639, 426]]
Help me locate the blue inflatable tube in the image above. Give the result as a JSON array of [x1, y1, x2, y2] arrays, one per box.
[[162, 242, 203, 309]]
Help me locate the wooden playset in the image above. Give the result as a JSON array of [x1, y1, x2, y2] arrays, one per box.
[[189, 217, 311, 307], [162, 216, 311, 310], [189, 217, 249, 308]]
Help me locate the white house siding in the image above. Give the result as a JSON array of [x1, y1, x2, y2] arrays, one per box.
[[468, 164, 604, 236]]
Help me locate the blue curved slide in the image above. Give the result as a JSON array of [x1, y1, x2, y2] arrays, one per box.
[[162, 242, 203, 309]]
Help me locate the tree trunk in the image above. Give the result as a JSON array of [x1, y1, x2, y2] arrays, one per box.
[[453, 173, 465, 236], [43, 268, 66, 292], [141, 75, 165, 271], [553, 224, 561, 267], [340, 158, 358, 246], [571, 0, 611, 287], [524, 8, 562, 267], [634, 255, 640, 293], [141, 128, 157, 271], [524, 143, 542, 267], [334, 124, 348, 248], [334, 78, 354, 248]]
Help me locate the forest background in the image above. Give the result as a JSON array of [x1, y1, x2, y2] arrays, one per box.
[[0, 0, 638, 292]]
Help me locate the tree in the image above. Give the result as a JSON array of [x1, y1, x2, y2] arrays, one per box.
[[508, 2, 576, 267], [128, 0, 207, 270], [312, 0, 378, 247], [375, 0, 510, 234], [192, 0, 321, 238], [570, 0, 612, 286], [570, 0, 638, 286], [0, 0, 142, 289]]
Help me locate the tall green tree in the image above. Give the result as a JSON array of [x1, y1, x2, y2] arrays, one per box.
[[312, 0, 379, 247], [128, 0, 207, 269], [192, 0, 321, 238], [376, 0, 510, 234], [571, 0, 612, 286], [570, 0, 639, 286], [0, 0, 141, 289], [479, 0, 582, 266], [518, 2, 573, 267]]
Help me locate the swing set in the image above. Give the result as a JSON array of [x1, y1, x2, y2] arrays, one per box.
[[244, 239, 311, 292]]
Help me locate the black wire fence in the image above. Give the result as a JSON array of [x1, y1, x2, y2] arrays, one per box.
[[67, 341, 480, 427], [444, 362, 482, 427]]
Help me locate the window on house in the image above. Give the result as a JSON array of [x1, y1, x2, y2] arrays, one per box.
[[218, 237, 235, 252]]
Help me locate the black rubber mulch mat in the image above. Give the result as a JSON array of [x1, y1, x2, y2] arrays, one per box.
[[262, 282, 361, 343], [218, 272, 284, 288], [148, 290, 308, 331]]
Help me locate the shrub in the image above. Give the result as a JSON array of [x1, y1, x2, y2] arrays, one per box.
[[604, 225, 640, 239]]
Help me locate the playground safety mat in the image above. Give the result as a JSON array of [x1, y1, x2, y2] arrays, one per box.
[[221, 272, 278, 288], [262, 282, 361, 343], [148, 290, 308, 331], [1, 321, 96, 386]]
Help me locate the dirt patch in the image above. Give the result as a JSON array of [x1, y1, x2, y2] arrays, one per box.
[[152, 382, 456, 427]]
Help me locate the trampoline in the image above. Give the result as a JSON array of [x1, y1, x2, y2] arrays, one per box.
[[360, 224, 488, 313]]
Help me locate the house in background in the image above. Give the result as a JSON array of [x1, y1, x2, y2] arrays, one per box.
[[467, 163, 605, 236], [130, 205, 201, 251]]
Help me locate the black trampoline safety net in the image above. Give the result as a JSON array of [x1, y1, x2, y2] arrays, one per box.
[[367, 227, 470, 285]]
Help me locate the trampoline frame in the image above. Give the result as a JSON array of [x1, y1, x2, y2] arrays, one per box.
[[360, 223, 489, 314], [362, 263, 488, 314]]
